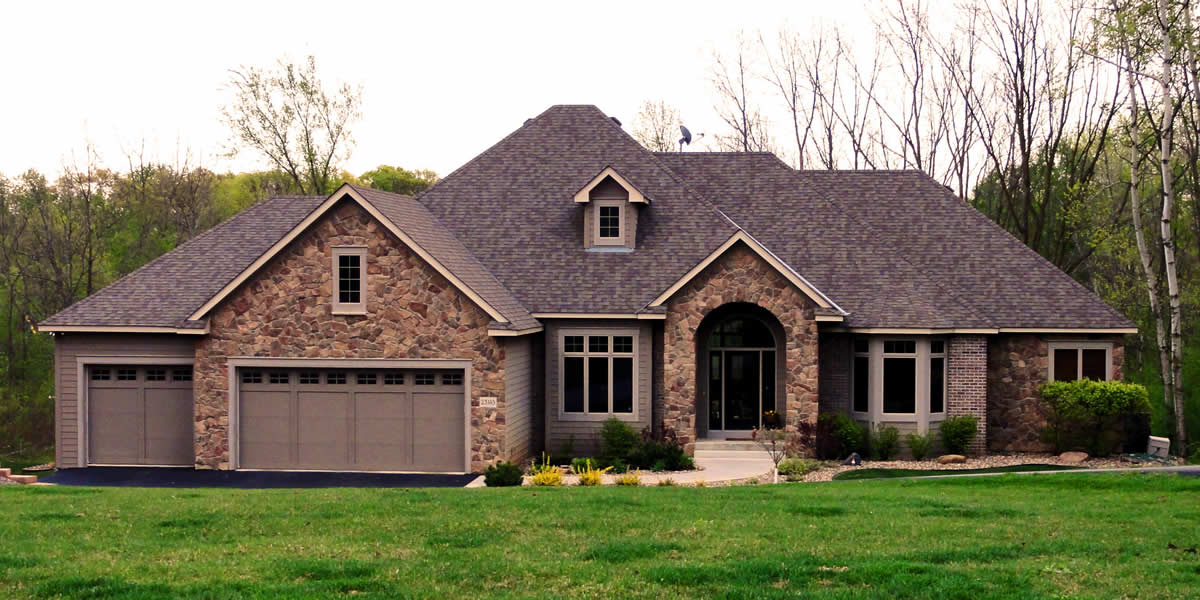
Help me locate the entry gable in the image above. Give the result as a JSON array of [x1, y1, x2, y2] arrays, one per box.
[[188, 184, 539, 333], [647, 231, 845, 318]]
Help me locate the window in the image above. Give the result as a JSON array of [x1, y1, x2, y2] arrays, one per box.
[[357, 373, 377, 385], [241, 371, 262, 384], [853, 341, 869, 413], [299, 372, 320, 384], [882, 340, 916, 414], [332, 246, 367, 314], [562, 331, 637, 416], [145, 369, 166, 381], [327, 372, 347, 385], [117, 369, 137, 381], [929, 341, 945, 414], [269, 372, 289, 384], [383, 373, 404, 385], [415, 373, 435, 385], [1049, 343, 1113, 382], [91, 368, 111, 381], [442, 373, 463, 385], [593, 200, 623, 245], [172, 368, 192, 382]]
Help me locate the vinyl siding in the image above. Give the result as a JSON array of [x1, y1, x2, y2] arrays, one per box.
[[54, 333, 196, 468], [503, 336, 535, 464], [544, 320, 653, 456]]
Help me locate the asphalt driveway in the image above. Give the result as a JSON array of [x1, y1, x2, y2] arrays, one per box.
[[42, 467, 477, 488]]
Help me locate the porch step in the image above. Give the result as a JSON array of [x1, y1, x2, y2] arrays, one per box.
[[7, 474, 37, 484], [0, 468, 9, 478], [693, 440, 766, 452]]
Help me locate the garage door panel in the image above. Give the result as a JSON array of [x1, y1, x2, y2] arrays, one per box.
[[144, 387, 193, 465], [355, 391, 413, 468], [240, 391, 293, 469], [413, 391, 464, 471], [88, 388, 143, 464], [297, 392, 351, 469]]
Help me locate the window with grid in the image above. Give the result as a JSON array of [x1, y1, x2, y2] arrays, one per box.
[[415, 373, 435, 385], [1050, 343, 1112, 382], [442, 373, 463, 385], [383, 373, 404, 385], [299, 372, 320, 384], [598, 205, 621, 239], [332, 247, 366, 313], [172, 368, 192, 381], [117, 369, 137, 381], [562, 332, 635, 415], [145, 369, 166, 381], [357, 373, 377, 385]]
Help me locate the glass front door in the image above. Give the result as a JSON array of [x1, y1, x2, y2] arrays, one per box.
[[708, 349, 775, 432]]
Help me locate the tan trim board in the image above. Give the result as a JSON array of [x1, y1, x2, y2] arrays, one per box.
[[41, 325, 209, 335], [531, 312, 666, 320], [997, 327, 1139, 334], [187, 184, 509, 324], [835, 327, 1000, 335], [487, 326, 545, 337], [647, 231, 842, 312], [573, 167, 649, 204], [815, 314, 845, 322]]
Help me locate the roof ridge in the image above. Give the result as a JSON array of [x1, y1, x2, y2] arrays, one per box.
[[781, 158, 998, 328], [39, 195, 323, 326]]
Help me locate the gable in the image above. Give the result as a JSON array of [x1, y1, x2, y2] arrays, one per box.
[[573, 167, 648, 204]]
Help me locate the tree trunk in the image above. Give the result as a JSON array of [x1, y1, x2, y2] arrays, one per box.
[[1157, 0, 1186, 452]]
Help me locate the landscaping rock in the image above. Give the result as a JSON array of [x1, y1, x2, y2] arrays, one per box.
[[1058, 451, 1089, 464], [937, 454, 967, 464]]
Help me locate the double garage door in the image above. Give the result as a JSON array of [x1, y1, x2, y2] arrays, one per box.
[[85, 364, 466, 472], [238, 367, 466, 472]]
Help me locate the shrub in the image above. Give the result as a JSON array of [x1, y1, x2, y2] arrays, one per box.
[[1041, 380, 1152, 455], [607, 458, 629, 473], [905, 432, 933, 461], [693, 479, 707, 487], [797, 416, 840, 459], [871, 425, 901, 460], [626, 427, 695, 471], [777, 457, 820, 481], [814, 413, 866, 459], [614, 471, 642, 486], [600, 418, 640, 461], [656, 478, 678, 486], [570, 457, 594, 474], [483, 461, 523, 487], [574, 459, 611, 486], [938, 416, 979, 455], [529, 455, 563, 487]]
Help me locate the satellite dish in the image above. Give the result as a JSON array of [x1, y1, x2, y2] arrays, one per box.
[[679, 125, 705, 152]]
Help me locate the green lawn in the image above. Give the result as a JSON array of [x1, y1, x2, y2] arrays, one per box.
[[1, 474, 1197, 599], [833, 464, 1084, 480]]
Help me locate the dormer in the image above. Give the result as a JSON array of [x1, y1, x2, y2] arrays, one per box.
[[574, 167, 648, 251]]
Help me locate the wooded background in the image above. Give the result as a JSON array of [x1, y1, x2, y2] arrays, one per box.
[[2, 0, 1196, 457]]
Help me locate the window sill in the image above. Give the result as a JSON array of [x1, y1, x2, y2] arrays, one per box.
[[331, 308, 368, 316], [558, 412, 639, 422]]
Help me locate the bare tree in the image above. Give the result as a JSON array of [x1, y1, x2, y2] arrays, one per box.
[[631, 100, 682, 152], [711, 36, 775, 153], [221, 55, 363, 195]]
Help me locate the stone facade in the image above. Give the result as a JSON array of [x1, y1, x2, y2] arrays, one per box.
[[662, 243, 819, 446], [947, 335, 988, 455], [193, 200, 507, 471], [987, 334, 1124, 452]]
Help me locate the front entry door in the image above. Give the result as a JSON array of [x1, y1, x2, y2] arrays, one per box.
[[708, 350, 775, 433]]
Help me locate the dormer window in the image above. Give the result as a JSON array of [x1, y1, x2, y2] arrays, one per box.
[[574, 167, 648, 251]]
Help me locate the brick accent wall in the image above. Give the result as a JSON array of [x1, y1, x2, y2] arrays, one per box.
[[987, 334, 1125, 452], [194, 200, 508, 472], [947, 335, 988, 455], [663, 243, 819, 447], [818, 333, 851, 414]]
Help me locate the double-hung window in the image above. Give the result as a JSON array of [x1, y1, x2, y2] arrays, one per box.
[[1049, 342, 1112, 382], [332, 246, 367, 314], [593, 200, 623, 245], [562, 331, 636, 416]]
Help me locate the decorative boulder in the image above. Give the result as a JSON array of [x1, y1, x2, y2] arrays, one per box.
[[1058, 451, 1089, 464], [937, 454, 966, 464]]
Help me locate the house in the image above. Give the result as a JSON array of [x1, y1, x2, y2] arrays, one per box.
[[39, 105, 1136, 473]]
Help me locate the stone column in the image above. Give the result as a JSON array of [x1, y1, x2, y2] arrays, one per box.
[[947, 335, 988, 455]]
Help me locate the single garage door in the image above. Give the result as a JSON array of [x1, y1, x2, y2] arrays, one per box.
[[87, 365, 194, 466], [238, 367, 466, 472]]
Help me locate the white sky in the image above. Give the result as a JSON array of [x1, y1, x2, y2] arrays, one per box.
[[0, 0, 875, 179]]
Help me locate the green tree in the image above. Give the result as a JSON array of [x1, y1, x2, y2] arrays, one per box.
[[358, 165, 439, 196]]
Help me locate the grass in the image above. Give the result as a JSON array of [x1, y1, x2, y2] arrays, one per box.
[[834, 464, 1085, 480], [1, 474, 1198, 598]]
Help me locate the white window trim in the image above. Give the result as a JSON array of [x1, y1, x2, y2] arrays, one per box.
[[850, 337, 947, 433], [558, 328, 638, 421], [593, 199, 624, 246], [332, 246, 367, 315], [1047, 341, 1113, 382], [880, 339, 919, 418]]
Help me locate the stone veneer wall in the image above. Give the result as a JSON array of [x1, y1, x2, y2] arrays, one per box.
[[663, 243, 819, 447], [947, 335, 988, 455], [818, 333, 851, 414], [987, 334, 1125, 452], [193, 200, 507, 471]]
